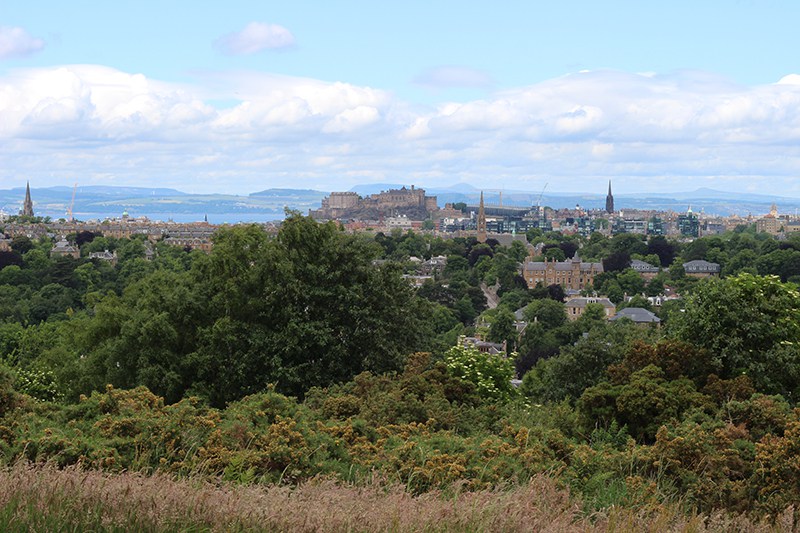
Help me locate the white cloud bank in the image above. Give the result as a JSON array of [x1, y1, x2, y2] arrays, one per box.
[[215, 22, 296, 55], [0, 26, 45, 60], [2, 65, 800, 195]]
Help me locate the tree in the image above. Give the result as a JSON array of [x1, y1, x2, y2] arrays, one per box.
[[610, 234, 647, 256], [468, 244, 494, 266], [547, 284, 566, 302], [522, 298, 566, 330], [616, 268, 645, 296], [200, 218, 429, 401], [78, 216, 435, 406], [526, 227, 543, 243], [647, 236, 678, 266], [602, 251, 631, 273], [488, 307, 517, 351], [559, 241, 579, 259], [670, 273, 800, 397], [521, 322, 657, 404], [507, 240, 529, 263], [618, 294, 652, 311], [75, 231, 102, 247], [0, 250, 23, 270], [443, 343, 516, 401], [579, 365, 710, 442], [542, 245, 566, 262], [10, 235, 33, 255]]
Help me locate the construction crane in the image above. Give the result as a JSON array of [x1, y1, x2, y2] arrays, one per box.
[[536, 182, 548, 209], [536, 183, 548, 226], [66, 182, 77, 221]]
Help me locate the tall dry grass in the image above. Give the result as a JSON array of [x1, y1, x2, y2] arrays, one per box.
[[0, 463, 793, 532]]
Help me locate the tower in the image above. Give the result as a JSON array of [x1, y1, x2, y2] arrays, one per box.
[[605, 180, 614, 214], [21, 181, 34, 217], [477, 191, 487, 243]]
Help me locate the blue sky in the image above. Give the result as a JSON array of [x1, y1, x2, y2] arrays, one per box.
[[2, 1, 800, 197]]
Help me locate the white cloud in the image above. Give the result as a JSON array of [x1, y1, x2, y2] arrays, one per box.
[[0, 26, 45, 60], [414, 66, 493, 88], [3, 65, 800, 196], [322, 105, 380, 133], [777, 74, 800, 85], [215, 22, 295, 55]]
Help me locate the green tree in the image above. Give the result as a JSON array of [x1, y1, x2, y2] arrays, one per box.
[[670, 273, 800, 396], [522, 298, 566, 330], [579, 365, 710, 441], [488, 307, 517, 351], [444, 342, 516, 401], [616, 268, 645, 296]]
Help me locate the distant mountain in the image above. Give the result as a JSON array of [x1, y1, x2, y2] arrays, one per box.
[[0, 186, 322, 223], [347, 183, 409, 196], [619, 187, 796, 203], [250, 188, 327, 198], [43, 185, 187, 197], [2, 184, 799, 222]]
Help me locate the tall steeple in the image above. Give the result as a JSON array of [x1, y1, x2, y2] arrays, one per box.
[[477, 191, 487, 243], [605, 180, 614, 214], [22, 181, 34, 217]]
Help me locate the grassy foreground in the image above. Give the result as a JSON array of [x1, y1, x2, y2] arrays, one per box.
[[0, 464, 794, 532]]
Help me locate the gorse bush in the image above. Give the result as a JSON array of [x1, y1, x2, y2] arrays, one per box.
[[1, 352, 800, 520], [5, 218, 800, 523]]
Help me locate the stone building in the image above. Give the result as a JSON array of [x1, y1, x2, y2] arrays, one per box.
[[630, 259, 660, 280], [522, 253, 603, 290], [310, 185, 438, 220], [88, 249, 118, 266], [756, 204, 782, 235], [21, 182, 34, 217], [50, 237, 80, 259], [564, 296, 616, 320], [683, 259, 720, 278]]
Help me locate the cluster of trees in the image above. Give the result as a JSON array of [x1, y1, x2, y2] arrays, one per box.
[[1, 215, 441, 407], [3, 215, 800, 517]]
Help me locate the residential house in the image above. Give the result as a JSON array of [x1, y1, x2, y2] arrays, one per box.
[[630, 259, 660, 281], [683, 259, 721, 278], [564, 297, 616, 321], [610, 307, 661, 325], [50, 237, 80, 259]]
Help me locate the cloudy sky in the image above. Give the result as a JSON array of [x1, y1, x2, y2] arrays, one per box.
[[2, 1, 800, 196]]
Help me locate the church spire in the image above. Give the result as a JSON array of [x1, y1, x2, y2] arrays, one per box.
[[21, 181, 34, 217], [477, 191, 487, 243], [605, 180, 614, 214]]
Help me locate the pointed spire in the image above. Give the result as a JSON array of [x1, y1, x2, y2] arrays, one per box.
[[605, 180, 614, 214], [477, 191, 487, 243], [21, 181, 34, 217]]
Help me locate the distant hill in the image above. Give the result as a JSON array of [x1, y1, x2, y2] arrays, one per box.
[[619, 187, 795, 203], [250, 188, 327, 198], [2, 184, 799, 222], [0, 186, 323, 223], [347, 183, 409, 196], [43, 185, 187, 197]]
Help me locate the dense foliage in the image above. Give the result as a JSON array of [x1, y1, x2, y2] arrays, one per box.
[[3, 216, 800, 521]]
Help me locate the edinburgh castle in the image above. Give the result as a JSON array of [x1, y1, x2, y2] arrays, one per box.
[[310, 185, 438, 220]]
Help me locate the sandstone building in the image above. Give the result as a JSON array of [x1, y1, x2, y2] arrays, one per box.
[[522, 253, 603, 290]]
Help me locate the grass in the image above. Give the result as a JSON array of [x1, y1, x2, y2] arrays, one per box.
[[0, 463, 794, 532]]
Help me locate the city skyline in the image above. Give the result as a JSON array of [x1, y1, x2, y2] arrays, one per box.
[[2, 2, 800, 196]]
